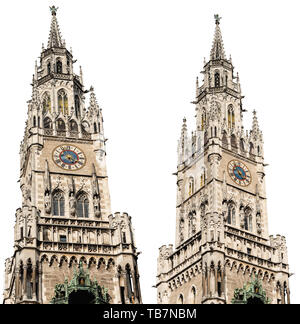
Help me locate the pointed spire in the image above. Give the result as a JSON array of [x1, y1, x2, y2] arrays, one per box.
[[89, 86, 99, 111], [80, 66, 83, 84], [47, 6, 63, 49], [181, 117, 187, 135], [210, 14, 226, 60], [195, 76, 199, 97], [252, 110, 260, 135]]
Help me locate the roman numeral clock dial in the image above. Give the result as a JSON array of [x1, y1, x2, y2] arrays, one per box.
[[52, 145, 86, 171], [228, 160, 252, 187]]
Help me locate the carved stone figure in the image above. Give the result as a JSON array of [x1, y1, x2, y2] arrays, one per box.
[[45, 192, 51, 214], [69, 192, 76, 217], [93, 196, 101, 218]]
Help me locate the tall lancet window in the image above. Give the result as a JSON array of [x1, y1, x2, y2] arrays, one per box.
[[76, 192, 89, 218], [228, 105, 235, 129], [201, 110, 206, 131], [244, 208, 253, 232], [47, 62, 51, 75], [53, 191, 65, 216], [57, 89, 69, 115], [214, 71, 220, 87], [188, 177, 195, 196], [75, 95, 80, 118], [56, 59, 63, 74], [227, 203, 236, 225], [42, 93, 51, 114]]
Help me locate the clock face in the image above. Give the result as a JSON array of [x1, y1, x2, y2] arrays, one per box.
[[52, 145, 86, 171], [228, 160, 251, 187]]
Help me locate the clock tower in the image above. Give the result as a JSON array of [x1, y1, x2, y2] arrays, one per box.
[[3, 7, 142, 304], [156, 16, 290, 304]]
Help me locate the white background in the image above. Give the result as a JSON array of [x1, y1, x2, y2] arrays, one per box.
[[0, 0, 299, 304]]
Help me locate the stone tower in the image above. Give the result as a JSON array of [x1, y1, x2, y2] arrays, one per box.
[[156, 15, 290, 304], [3, 7, 142, 304]]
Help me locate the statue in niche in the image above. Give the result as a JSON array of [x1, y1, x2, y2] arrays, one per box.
[[93, 196, 101, 218], [69, 192, 76, 217], [179, 218, 184, 242], [256, 213, 262, 235], [240, 209, 245, 229], [22, 185, 31, 206], [45, 192, 51, 214]]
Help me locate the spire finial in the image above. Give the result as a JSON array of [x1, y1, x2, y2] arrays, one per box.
[[47, 6, 63, 49], [214, 14, 222, 25], [50, 6, 58, 16], [252, 110, 260, 135], [210, 15, 226, 60]]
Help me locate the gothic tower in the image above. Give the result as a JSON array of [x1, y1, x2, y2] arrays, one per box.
[[3, 7, 142, 304], [156, 15, 290, 304]]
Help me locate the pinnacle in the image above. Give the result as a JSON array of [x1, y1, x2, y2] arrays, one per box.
[[252, 110, 260, 134], [210, 14, 226, 61], [47, 6, 63, 49]]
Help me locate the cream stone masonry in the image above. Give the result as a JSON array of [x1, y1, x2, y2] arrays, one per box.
[[3, 6, 142, 304], [156, 15, 290, 304]]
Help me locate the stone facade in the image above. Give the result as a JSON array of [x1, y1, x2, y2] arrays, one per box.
[[156, 15, 290, 304], [3, 7, 142, 304]]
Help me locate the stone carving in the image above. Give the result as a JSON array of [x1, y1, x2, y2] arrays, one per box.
[[256, 213, 262, 235], [69, 192, 76, 217], [22, 185, 31, 206], [45, 192, 51, 214]]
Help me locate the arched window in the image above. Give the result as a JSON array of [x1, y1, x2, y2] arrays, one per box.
[[240, 139, 245, 152], [81, 122, 90, 134], [257, 145, 260, 156], [75, 95, 80, 118], [94, 123, 97, 133], [201, 110, 206, 131], [227, 203, 236, 225], [57, 89, 68, 115], [57, 119, 66, 131], [42, 93, 51, 114], [249, 142, 254, 156], [188, 177, 195, 196], [217, 263, 223, 297], [204, 131, 208, 145], [56, 60, 62, 74], [47, 62, 51, 75], [43, 117, 52, 129], [76, 193, 89, 218], [70, 120, 78, 132], [125, 264, 134, 303], [53, 191, 65, 216], [222, 132, 228, 148], [191, 287, 196, 304], [244, 208, 253, 231], [231, 134, 237, 150], [214, 72, 220, 87], [33, 116, 36, 127], [228, 105, 235, 129]]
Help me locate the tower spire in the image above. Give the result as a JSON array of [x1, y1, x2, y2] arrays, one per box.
[[47, 6, 63, 49], [252, 110, 260, 134], [210, 14, 226, 60]]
